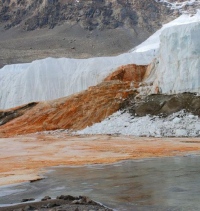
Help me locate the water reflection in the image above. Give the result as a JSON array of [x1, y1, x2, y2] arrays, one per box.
[[0, 156, 200, 210]]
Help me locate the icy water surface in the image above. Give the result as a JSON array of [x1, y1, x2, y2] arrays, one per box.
[[1, 156, 200, 210]]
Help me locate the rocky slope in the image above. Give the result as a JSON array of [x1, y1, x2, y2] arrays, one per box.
[[0, 0, 174, 31], [0, 0, 176, 67], [121, 93, 200, 117], [1, 195, 112, 211]]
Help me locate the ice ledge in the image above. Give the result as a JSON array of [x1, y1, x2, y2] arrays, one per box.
[[152, 21, 200, 94]]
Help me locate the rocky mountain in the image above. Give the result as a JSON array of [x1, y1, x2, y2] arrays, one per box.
[[0, 0, 174, 31], [0, 0, 177, 67]]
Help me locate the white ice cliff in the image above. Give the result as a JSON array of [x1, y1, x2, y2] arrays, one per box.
[[0, 12, 200, 109], [152, 21, 200, 94], [0, 52, 153, 109]]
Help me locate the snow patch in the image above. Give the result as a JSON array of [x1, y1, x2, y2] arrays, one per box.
[[155, 0, 200, 13], [76, 111, 200, 137]]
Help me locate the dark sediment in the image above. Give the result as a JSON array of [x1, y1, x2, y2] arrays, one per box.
[[0, 195, 112, 211], [120, 92, 200, 117], [0, 102, 38, 126]]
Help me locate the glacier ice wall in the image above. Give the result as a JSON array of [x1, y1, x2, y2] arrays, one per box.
[[0, 51, 154, 109], [153, 21, 200, 94]]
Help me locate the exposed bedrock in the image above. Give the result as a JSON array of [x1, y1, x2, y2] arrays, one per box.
[[0, 0, 173, 31], [121, 92, 200, 117], [0, 102, 38, 126]]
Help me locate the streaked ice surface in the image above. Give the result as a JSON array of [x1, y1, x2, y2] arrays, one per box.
[[153, 21, 200, 94], [1, 156, 200, 211]]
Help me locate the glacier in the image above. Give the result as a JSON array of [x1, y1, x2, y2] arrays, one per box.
[[153, 21, 200, 94], [0, 53, 153, 109], [1, 12, 200, 109]]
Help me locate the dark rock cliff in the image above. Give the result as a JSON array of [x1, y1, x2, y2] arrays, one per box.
[[0, 0, 174, 31]]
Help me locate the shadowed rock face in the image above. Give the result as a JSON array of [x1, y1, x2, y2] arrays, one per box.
[[121, 93, 200, 117], [0, 80, 136, 137], [0, 102, 38, 126], [0, 0, 173, 31]]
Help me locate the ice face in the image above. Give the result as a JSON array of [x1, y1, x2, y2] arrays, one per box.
[[153, 21, 200, 94], [0, 51, 153, 109]]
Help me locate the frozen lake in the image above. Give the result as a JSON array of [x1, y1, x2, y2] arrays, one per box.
[[0, 156, 200, 210]]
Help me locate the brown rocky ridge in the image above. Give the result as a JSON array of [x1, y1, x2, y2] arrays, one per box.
[[0, 0, 174, 31], [121, 92, 200, 117]]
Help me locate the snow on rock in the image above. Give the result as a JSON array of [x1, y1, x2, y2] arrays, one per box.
[[76, 110, 200, 137], [152, 20, 200, 94], [155, 0, 200, 13]]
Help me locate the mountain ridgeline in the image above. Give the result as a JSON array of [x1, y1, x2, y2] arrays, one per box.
[[0, 0, 174, 31]]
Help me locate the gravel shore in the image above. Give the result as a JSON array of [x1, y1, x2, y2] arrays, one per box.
[[0, 195, 112, 211]]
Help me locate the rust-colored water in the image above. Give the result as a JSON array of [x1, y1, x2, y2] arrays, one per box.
[[1, 133, 200, 186]]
